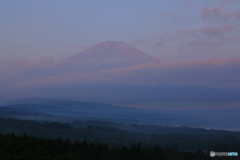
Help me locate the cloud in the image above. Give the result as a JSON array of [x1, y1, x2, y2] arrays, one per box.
[[201, 6, 240, 22], [202, 6, 222, 21], [162, 57, 240, 67], [198, 27, 222, 36], [130, 23, 239, 57], [0, 60, 20, 82], [13, 57, 240, 88], [0, 57, 56, 83], [161, 24, 235, 43], [158, 24, 240, 54], [135, 22, 239, 46], [186, 36, 235, 47], [220, 0, 240, 4], [181, 24, 238, 37], [12, 56, 55, 71], [14, 62, 162, 87]]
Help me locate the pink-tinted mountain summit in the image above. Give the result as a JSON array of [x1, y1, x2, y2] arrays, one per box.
[[54, 41, 161, 74], [69, 41, 160, 64], [2, 41, 161, 83]]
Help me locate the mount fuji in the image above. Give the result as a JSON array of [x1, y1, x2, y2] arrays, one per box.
[[52, 41, 161, 74], [0, 41, 161, 101]]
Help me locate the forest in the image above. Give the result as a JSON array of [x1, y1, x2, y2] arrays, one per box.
[[0, 133, 209, 160], [0, 117, 240, 159]]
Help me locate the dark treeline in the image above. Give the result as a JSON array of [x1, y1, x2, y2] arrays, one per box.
[[71, 120, 240, 135], [1, 117, 240, 153], [0, 133, 223, 160]]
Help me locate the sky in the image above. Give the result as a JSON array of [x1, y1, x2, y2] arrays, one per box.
[[0, 0, 240, 105], [1, 0, 240, 61]]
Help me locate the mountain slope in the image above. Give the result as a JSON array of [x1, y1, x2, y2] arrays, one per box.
[[52, 41, 161, 74], [69, 41, 160, 64], [1, 41, 160, 80]]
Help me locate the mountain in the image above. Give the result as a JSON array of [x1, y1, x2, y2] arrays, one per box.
[[1, 41, 160, 81], [69, 41, 160, 65], [0, 41, 160, 94], [51, 41, 161, 74]]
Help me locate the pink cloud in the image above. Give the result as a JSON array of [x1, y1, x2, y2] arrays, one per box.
[[161, 57, 240, 68], [160, 24, 239, 54], [201, 6, 240, 22], [202, 6, 222, 20], [0, 57, 56, 83], [220, 0, 240, 4], [15, 62, 162, 86], [131, 23, 239, 51], [0, 60, 20, 82], [222, 23, 239, 31], [182, 25, 237, 37], [162, 24, 237, 43], [198, 27, 222, 36], [209, 57, 240, 66], [12, 56, 55, 71], [186, 35, 235, 47], [14, 57, 240, 88]]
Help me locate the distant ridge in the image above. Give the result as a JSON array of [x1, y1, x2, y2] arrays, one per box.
[[2, 97, 56, 106]]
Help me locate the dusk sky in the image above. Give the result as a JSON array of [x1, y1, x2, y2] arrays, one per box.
[[0, 0, 240, 106]]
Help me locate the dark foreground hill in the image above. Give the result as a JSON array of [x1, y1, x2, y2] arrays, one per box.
[[1, 117, 240, 152], [1, 133, 220, 160]]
